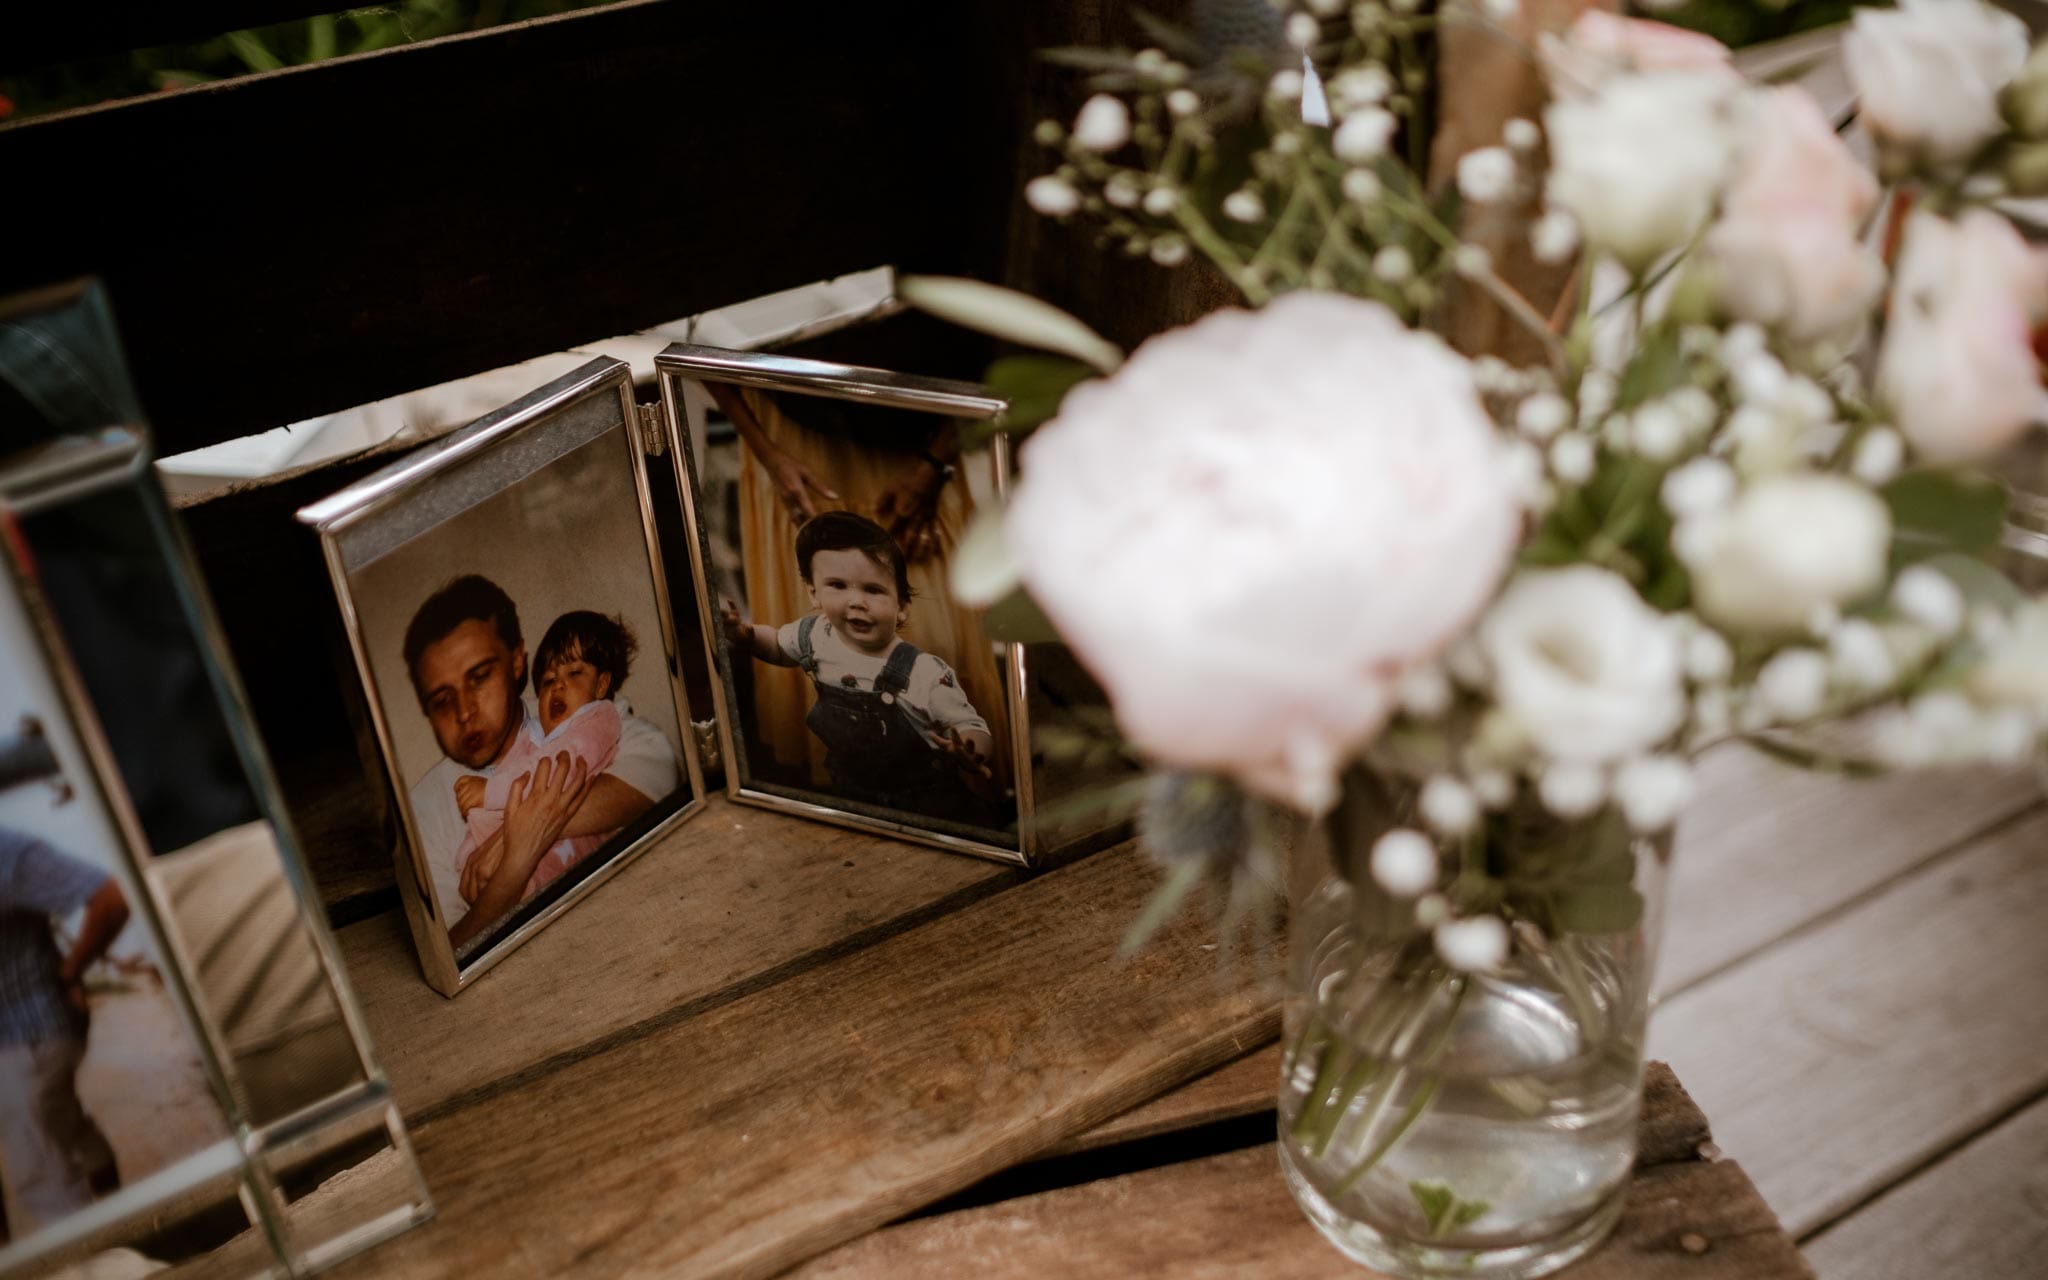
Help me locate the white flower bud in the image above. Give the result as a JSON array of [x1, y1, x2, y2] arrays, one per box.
[[1223, 189, 1267, 223], [1892, 565, 1965, 638], [1829, 618, 1896, 691], [1501, 439, 1550, 510], [1373, 244, 1415, 282], [1757, 647, 1830, 721], [1503, 117, 1540, 152], [1615, 754, 1694, 832], [1685, 627, 1734, 684], [1073, 95, 1132, 151], [1448, 637, 1493, 691], [1578, 369, 1617, 420], [1414, 892, 1450, 928], [1271, 130, 1305, 156], [1025, 175, 1082, 217], [1142, 185, 1179, 217], [1470, 768, 1515, 809], [1661, 457, 1736, 520], [1531, 209, 1579, 263], [1632, 402, 1686, 460], [1149, 235, 1189, 266], [1457, 146, 1517, 203], [1341, 168, 1383, 203], [1549, 433, 1596, 484], [1399, 663, 1454, 719], [1167, 88, 1201, 118], [1285, 13, 1320, 51], [1852, 428, 1904, 486], [1482, 0, 1520, 19], [1335, 108, 1398, 162], [1331, 66, 1393, 109], [1421, 775, 1481, 837], [1104, 173, 1141, 208], [1733, 352, 1789, 406], [1453, 244, 1494, 278], [1667, 385, 1719, 435], [1435, 914, 1510, 972], [1539, 762, 1606, 818], [1517, 392, 1571, 440], [1721, 322, 1767, 366], [1370, 828, 1439, 897]]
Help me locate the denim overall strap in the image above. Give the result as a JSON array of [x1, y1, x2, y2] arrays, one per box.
[[795, 614, 820, 675], [876, 643, 922, 697]]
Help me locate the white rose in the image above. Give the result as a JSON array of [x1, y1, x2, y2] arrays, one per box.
[[1683, 474, 1892, 634], [1539, 12, 1738, 102], [1007, 294, 1520, 813], [1707, 87, 1885, 345], [1846, 0, 2029, 165], [1479, 566, 1687, 764], [1546, 72, 1741, 270], [1877, 210, 2048, 463]]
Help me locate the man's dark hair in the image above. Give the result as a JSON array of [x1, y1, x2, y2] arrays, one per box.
[[794, 511, 912, 603], [533, 611, 637, 698], [403, 575, 522, 701]]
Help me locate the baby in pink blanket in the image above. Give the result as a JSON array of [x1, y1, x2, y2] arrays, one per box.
[[454, 611, 637, 905]]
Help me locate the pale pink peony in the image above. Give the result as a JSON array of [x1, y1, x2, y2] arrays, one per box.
[[1846, 0, 2029, 165], [1707, 87, 1885, 344], [1005, 293, 1520, 813], [1540, 12, 1737, 101], [1878, 210, 2048, 462]]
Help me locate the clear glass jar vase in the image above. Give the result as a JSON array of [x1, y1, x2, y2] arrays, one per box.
[[1278, 783, 1669, 1279]]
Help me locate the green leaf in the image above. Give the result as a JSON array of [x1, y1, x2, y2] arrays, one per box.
[[982, 586, 1064, 644], [1410, 1181, 1455, 1235], [1554, 883, 1645, 934], [1615, 326, 1685, 411], [898, 276, 1125, 373], [307, 14, 337, 63], [223, 29, 283, 73], [984, 354, 1094, 432], [1884, 469, 2008, 567], [949, 509, 1021, 606]]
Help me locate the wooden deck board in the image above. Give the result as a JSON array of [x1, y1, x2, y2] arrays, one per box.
[[1648, 805, 2048, 1237], [338, 793, 1018, 1120], [1801, 1092, 2048, 1280], [321, 844, 1271, 1280], [795, 1064, 1810, 1280]]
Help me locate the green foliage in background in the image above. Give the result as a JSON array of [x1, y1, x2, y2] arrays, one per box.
[[1655, 0, 1869, 48], [1, 1, 622, 122]]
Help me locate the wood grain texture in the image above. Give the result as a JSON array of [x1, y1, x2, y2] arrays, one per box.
[[1663, 750, 2036, 992], [796, 1065, 1810, 1280], [342, 792, 1019, 1120], [1048, 1038, 1282, 1157], [1649, 804, 2048, 1236], [324, 843, 1272, 1279], [1802, 1092, 2048, 1280]]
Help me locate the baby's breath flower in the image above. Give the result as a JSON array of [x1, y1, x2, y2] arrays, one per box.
[[1223, 189, 1267, 222], [1470, 768, 1515, 809], [1167, 88, 1201, 118], [1539, 761, 1606, 818], [1435, 914, 1510, 971], [1025, 175, 1082, 217], [1330, 66, 1394, 109], [1456, 146, 1517, 203], [1632, 402, 1686, 461], [1073, 95, 1131, 151], [1892, 565, 1965, 638], [1503, 117, 1541, 152], [1615, 755, 1693, 831], [1142, 185, 1179, 217], [1373, 244, 1415, 282], [1421, 775, 1481, 836], [1516, 392, 1570, 440], [1399, 663, 1454, 719], [1342, 168, 1383, 204], [1549, 432, 1596, 484], [1286, 12, 1321, 50], [1133, 47, 1167, 76], [1033, 119, 1064, 147], [1852, 428, 1904, 485], [1149, 235, 1190, 266], [1370, 828, 1439, 897], [1481, 0, 1520, 18], [1452, 244, 1494, 277], [1104, 173, 1142, 208], [1270, 68, 1306, 101], [1684, 627, 1734, 685], [1531, 209, 1579, 263], [1829, 618, 1896, 691], [1757, 648, 1829, 721], [1661, 457, 1735, 520], [1335, 108, 1398, 161]]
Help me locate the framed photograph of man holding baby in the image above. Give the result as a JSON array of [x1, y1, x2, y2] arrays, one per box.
[[655, 344, 1034, 865], [300, 358, 707, 994]]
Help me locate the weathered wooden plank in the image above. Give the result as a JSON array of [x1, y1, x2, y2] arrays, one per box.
[[1663, 749, 2035, 992], [1648, 806, 2048, 1236], [1048, 1037, 1282, 1157], [1801, 1091, 2048, 1280], [342, 792, 1019, 1120], [321, 842, 1270, 1279], [796, 1066, 1809, 1280]]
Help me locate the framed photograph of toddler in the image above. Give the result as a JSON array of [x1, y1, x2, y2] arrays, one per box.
[[655, 344, 1035, 865], [299, 357, 707, 994]]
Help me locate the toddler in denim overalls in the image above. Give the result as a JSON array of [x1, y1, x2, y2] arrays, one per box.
[[723, 512, 998, 823]]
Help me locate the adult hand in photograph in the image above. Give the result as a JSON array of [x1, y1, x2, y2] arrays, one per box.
[[458, 830, 505, 905], [873, 422, 961, 564], [448, 752, 589, 948], [709, 381, 838, 520]]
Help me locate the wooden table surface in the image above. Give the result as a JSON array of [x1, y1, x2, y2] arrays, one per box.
[[157, 746, 2044, 1278]]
